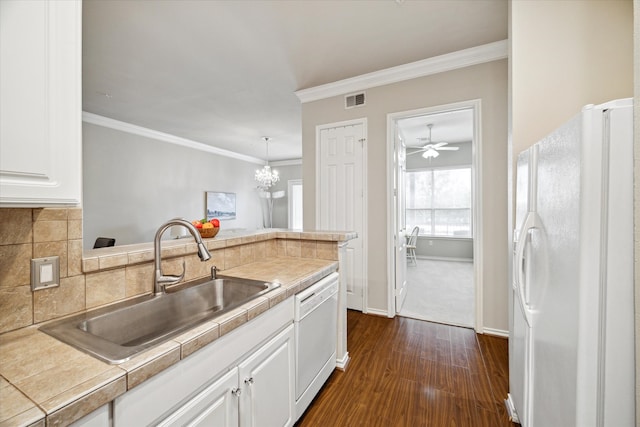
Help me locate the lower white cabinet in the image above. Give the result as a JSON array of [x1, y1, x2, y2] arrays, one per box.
[[157, 368, 239, 427], [238, 324, 295, 427], [157, 324, 295, 427], [114, 298, 295, 426]]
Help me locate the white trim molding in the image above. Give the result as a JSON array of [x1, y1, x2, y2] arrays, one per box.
[[296, 40, 507, 103], [82, 112, 264, 165], [482, 328, 509, 338], [270, 159, 302, 167], [335, 352, 350, 371]]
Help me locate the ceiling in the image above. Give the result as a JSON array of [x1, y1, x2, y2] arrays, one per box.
[[82, 0, 507, 161], [398, 109, 474, 149]]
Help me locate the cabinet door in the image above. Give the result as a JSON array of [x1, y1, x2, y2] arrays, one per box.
[[0, 0, 82, 206], [239, 325, 295, 427], [157, 368, 239, 427], [69, 403, 111, 427]]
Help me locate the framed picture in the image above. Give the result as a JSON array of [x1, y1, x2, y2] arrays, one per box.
[[206, 191, 236, 220]]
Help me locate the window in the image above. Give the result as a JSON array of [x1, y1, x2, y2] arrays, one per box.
[[405, 167, 471, 237], [288, 180, 303, 229]]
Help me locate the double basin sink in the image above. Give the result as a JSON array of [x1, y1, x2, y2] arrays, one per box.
[[40, 276, 280, 364]]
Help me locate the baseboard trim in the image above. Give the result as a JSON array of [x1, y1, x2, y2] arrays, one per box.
[[416, 256, 473, 263], [336, 352, 350, 371], [504, 394, 521, 423], [481, 327, 509, 338]]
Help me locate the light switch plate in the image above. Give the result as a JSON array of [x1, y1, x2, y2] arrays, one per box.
[[31, 256, 60, 291]]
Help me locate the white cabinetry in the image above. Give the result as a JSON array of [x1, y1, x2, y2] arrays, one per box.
[[158, 368, 239, 427], [0, 0, 82, 206], [158, 325, 295, 427], [238, 325, 295, 427], [69, 403, 110, 427], [114, 298, 295, 426]]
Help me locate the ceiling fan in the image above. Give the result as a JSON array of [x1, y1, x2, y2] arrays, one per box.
[[408, 124, 459, 159]]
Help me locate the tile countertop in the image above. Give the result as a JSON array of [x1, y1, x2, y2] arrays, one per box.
[[0, 256, 339, 427], [81, 229, 357, 271]]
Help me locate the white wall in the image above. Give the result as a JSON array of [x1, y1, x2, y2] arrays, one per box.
[[301, 59, 508, 331], [415, 237, 473, 261], [511, 0, 633, 156], [83, 123, 263, 248]]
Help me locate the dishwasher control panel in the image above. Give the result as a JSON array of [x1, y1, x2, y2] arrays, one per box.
[[295, 272, 339, 321]]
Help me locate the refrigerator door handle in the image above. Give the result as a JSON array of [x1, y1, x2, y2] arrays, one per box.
[[514, 211, 540, 327]]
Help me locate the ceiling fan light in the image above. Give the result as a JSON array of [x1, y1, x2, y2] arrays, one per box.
[[422, 149, 439, 159]]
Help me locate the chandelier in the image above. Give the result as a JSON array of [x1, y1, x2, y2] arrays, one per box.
[[255, 137, 279, 189]]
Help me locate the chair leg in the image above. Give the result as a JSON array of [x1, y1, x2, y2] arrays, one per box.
[[407, 248, 417, 266]]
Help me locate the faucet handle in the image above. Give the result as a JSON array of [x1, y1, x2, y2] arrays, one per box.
[[157, 261, 186, 286], [211, 265, 218, 279]]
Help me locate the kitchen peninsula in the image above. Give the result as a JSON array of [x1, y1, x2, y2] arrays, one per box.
[[0, 210, 355, 426]]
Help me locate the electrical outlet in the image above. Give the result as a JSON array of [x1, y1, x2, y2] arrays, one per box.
[[428, 240, 433, 246], [31, 256, 60, 291]]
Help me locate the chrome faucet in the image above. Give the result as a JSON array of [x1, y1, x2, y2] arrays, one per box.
[[154, 218, 211, 295]]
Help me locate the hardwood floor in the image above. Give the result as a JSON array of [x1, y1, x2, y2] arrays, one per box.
[[296, 310, 514, 427]]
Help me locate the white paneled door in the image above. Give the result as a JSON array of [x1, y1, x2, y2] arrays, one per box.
[[317, 122, 366, 311]]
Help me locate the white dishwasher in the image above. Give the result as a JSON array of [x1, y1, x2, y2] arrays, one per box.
[[294, 272, 339, 420]]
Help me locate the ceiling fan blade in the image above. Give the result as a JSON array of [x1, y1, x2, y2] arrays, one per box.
[[407, 149, 428, 156], [437, 146, 459, 151], [431, 142, 448, 149]]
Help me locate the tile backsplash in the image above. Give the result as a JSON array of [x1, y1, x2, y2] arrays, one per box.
[[0, 208, 340, 334], [0, 208, 84, 333]]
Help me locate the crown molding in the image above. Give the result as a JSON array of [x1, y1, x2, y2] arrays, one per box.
[[82, 112, 264, 165], [295, 39, 508, 103], [269, 159, 302, 167]]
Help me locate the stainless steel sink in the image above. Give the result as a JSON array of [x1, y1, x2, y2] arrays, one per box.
[[40, 276, 280, 364]]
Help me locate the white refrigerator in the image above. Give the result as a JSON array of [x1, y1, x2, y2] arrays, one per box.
[[506, 98, 635, 427]]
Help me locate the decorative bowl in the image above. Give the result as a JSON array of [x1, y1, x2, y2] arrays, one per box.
[[199, 226, 219, 238]]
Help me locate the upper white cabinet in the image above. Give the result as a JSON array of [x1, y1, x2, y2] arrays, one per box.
[[0, 0, 82, 206]]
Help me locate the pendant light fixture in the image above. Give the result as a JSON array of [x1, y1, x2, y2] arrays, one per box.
[[254, 137, 279, 189]]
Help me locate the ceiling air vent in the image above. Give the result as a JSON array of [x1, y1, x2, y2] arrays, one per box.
[[345, 92, 365, 109]]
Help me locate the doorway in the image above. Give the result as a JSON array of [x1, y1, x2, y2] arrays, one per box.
[[387, 100, 482, 330]]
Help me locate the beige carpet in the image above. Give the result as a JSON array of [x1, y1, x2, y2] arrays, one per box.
[[399, 258, 474, 328]]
